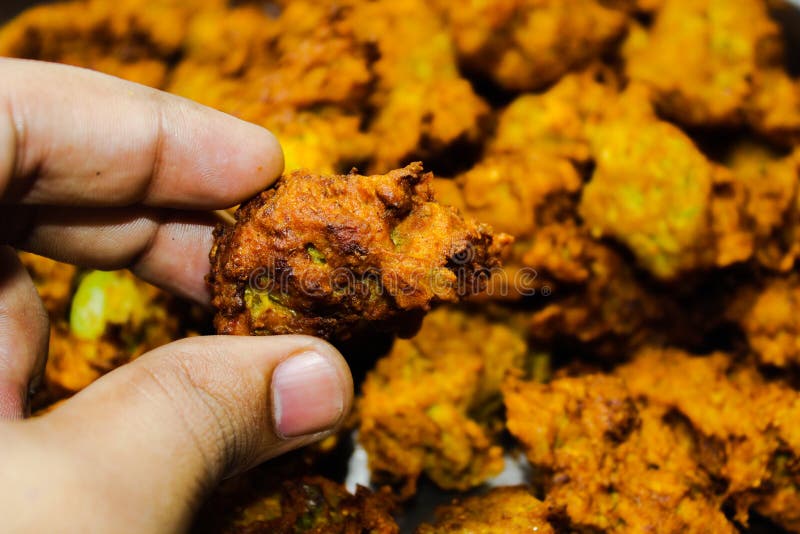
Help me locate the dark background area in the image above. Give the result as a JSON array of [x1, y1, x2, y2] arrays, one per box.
[[0, 0, 39, 21]]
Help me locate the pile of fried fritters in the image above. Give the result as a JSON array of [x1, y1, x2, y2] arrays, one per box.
[[5, 0, 800, 532]]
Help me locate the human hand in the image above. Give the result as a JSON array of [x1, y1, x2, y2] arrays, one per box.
[[0, 59, 353, 533]]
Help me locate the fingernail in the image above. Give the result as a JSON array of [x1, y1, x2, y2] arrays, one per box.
[[271, 351, 344, 438]]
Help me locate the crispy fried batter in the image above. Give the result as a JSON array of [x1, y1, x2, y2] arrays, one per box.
[[432, 0, 628, 91], [504, 372, 735, 532], [443, 153, 581, 242], [209, 164, 511, 340], [616, 347, 800, 529], [579, 87, 719, 279], [724, 143, 800, 272], [729, 276, 800, 367], [746, 69, 800, 147], [167, 3, 373, 174], [358, 307, 526, 497], [625, 0, 783, 127], [417, 486, 554, 534], [490, 67, 619, 164], [0, 0, 211, 87], [525, 224, 665, 356], [350, 0, 489, 172]]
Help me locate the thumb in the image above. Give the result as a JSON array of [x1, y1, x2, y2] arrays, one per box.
[[28, 335, 352, 533]]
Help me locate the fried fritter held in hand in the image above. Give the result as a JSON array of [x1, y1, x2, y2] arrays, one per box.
[[209, 163, 511, 340]]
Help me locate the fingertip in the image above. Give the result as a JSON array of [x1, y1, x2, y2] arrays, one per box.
[[150, 99, 285, 209], [206, 115, 285, 207], [269, 337, 353, 439]]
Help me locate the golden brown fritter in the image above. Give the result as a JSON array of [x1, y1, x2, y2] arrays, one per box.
[[219, 477, 398, 534], [209, 164, 511, 340], [746, 69, 800, 147], [432, 0, 628, 91], [578, 86, 750, 280], [349, 0, 489, 172], [18, 252, 77, 318], [723, 143, 800, 272], [729, 276, 800, 367], [358, 307, 527, 498], [616, 347, 800, 528], [525, 225, 666, 357], [625, 0, 783, 127], [416, 486, 554, 534], [168, 0, 489, 174], [489, 67, 620, 165], [0, 0, 212, 88], [432, 69, 616, 302], [443, 153, 581, 242], [504, 373, 735, 533], [167, 2, 374, 174]]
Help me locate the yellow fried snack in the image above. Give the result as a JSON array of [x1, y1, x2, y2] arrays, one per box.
[[579, 87, 716, 279], [432, 0, 628, 91], [504, 372, 735, 533], [625, 0, 782, 126], [525, 224, 666, 357], [746, 69, 800, 147], [18, 252, 77, 318], [433, 69, 615, 302], [616, 347, 800, 529], [490, 67, 620, 165], [728, 276, 800, 367], [42, 270, 181, 402], [358, 307, 527, 498], [444, 153, 581, 242], [0, 0, 213, 88], [349, 0, 489, 172], [167, 3, 374, 174], [417, 486, 554, 534], [169, 0, 489, 175], [725, 142, 800, 272]]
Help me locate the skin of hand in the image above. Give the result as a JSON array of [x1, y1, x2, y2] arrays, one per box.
[[0, 58, 354, 533]]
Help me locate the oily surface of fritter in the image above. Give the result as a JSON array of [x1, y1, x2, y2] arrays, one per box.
[[358, 307, 526, 498], [416, 486, 554, 534], [209, 163, 510, 340]]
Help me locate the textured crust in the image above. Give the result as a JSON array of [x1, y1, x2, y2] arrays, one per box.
[[209, 163, 511, 340]]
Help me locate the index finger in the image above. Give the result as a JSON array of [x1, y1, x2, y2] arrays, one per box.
[[0, 58, 283, 209]]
